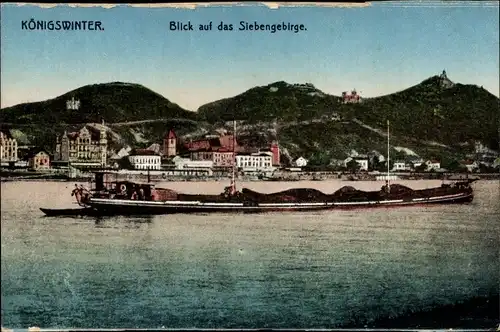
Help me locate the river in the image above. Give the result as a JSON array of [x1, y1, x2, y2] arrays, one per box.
[[1, 180, 499, 328]]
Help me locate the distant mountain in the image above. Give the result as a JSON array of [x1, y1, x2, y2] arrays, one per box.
[[197, 73, 500, 164], [197, 81, 341, 124], [2, 73, 498, 165], [0, 82, 198, 151], [352, 74, 500, 150]]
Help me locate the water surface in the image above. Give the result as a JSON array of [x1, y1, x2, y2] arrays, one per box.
[[1, 180, 499, 328]]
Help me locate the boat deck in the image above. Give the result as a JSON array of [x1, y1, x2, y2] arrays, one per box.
[[87, 191, 473, 214]]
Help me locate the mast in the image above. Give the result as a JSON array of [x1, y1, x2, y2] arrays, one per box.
[[387, 120, 391, 192], [231, 120, 237, 193]]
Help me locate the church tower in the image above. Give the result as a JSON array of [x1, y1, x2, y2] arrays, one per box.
[[163, 129, 177, 157], [100, 119, 107, 167], [270, 140, 280, 166], [55, 134, 61, 161]]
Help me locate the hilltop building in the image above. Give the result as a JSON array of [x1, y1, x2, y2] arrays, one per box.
[[0, 131, 18, 164], [342, 89, 362, 104], [439, 70, 454, 89], [54, 124, 108, 168]]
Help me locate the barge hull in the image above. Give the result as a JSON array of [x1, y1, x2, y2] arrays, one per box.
[[87, 192, 474, 215]]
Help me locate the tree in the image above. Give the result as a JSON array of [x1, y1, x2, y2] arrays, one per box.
[[368, 155, 380, 171], [479, 163, 496, 173], [376, 159, 393, 172], [391, 149, 407, 162], [445, 160, 466, 173], [308, 151, 330, 167], [117, 156, 134, 170], [346, 159, 361, 173], [414, 163, 427, 172]]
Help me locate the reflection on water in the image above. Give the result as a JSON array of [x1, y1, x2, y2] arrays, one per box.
[[92, 215, 154, 228], [1, 180, 499, 328]]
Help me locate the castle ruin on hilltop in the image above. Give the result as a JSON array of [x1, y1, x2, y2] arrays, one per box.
[[342, 89, 362, 104], [439, 70, 455, 89]]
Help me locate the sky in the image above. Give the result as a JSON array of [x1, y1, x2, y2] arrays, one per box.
[[1, 1, 499, 111]]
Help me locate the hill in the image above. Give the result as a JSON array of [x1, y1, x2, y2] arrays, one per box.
[[1, 82, 198, 151], [197, 81, 342, 124], [197, 73, 500, 164], [2, 73, 498, 165], [353, 75, 500, 150]]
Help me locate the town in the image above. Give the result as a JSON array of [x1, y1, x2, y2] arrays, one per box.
[[1, 97, 499, 182]]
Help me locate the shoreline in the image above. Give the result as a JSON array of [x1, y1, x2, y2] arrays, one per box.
[[1, 173, 498, 183]]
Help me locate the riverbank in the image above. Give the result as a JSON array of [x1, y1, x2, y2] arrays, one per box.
[[1, 170, 498, 183], [354, 293, 499, 329]]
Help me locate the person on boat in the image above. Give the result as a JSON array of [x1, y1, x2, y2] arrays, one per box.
[[71, 184, 81, 204], [230, 179, 237, 196], [384, 180, 391, 194], [70, 184, 90, 207], [131, 190, 138, 200], [71, 184, 79, 197], [138, 188, 145, 201]]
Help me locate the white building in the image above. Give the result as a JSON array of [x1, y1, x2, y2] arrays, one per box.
[[409, 158, 424, 169], [294, 156, 308, 167], [461, 160, 479, 173], [0, 131, 18, 164], [128, 149, 161, 170], [343, 157, 369, 171], [425, 160, 441, 171], [236, 152, 274, 172], [172, 156, 213, 169], [392, 161, 409, 172]]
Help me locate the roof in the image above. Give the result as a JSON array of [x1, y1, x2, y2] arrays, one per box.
[[63, 126, 101, 141], [0, 130, 14, 139], [25, 147, 51, 159], [461, 159, 476, 165], [166, 129, 177, 139], [146, 143, 162, 154], [114, 180, 155, 186], [214, 147, 233, 153], [237, 152, 271, 157], [185, 138, 221, 151], [129, 149, 159, 156]]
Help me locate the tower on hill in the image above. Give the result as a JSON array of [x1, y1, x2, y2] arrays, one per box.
[[439, 69, 455, 89]]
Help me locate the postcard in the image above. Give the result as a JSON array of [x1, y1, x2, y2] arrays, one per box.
[[1, 1, 499, 330]]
